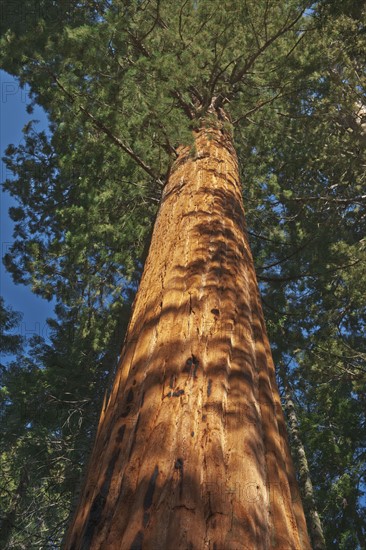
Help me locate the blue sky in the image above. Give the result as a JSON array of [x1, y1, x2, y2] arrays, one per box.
[[1, 70, 54, 342]]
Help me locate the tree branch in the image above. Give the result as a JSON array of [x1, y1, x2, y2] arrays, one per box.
[[51, 74, 163, 186], [171, 89, 196, 119], [257, 237, 316, 271], [287, 195, 366, 205], [258, 259, 362, 283], [229, 8, 305, 88], [233, 89, 285, 125]]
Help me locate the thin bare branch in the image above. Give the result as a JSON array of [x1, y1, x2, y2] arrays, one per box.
[[288, 195, 366, 205], [51, 74, 163, 185], [229, 8, 305, 88], [171, 89, 196, 119], [178, 0, 190, 45], [258, 259, 362, 283], [233, 89, 285, 125], [257, 237, 316, 271]]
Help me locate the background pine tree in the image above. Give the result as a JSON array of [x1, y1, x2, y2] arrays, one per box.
[[1, 1, 365, 547]]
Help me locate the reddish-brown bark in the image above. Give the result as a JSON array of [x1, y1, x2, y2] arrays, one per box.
[[63, 127, 311, 549]]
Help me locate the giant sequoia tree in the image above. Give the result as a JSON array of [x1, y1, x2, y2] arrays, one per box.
[[64, 127, 311, 548], [1, 0, 366, 548]]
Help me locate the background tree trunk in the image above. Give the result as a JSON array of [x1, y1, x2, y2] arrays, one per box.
[[280, 366, 326, 550], [0, 466, 28, 548], [63, 126, 311, 549]]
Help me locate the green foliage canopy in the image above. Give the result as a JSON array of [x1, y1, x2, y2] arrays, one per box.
[[1, 1, 365, 547]]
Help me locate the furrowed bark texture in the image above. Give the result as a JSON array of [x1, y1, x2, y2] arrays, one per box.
[[64, 127, 311, 549]]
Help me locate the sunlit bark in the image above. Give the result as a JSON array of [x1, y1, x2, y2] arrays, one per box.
[[64, 126, 311, 549]]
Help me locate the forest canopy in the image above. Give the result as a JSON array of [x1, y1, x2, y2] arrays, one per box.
[[0, 1, 365, 548]]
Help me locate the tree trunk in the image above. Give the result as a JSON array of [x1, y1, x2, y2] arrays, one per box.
[[0, 465, 28, 548], [63, 126, 311, 549], [280, 369, 326, 550]]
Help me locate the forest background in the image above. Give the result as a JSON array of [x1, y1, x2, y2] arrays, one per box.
[[0, 1, 365, 548]]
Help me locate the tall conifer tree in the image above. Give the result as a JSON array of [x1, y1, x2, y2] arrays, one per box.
[[1, 0, 365, 547], [64, 125, 311, 548]]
